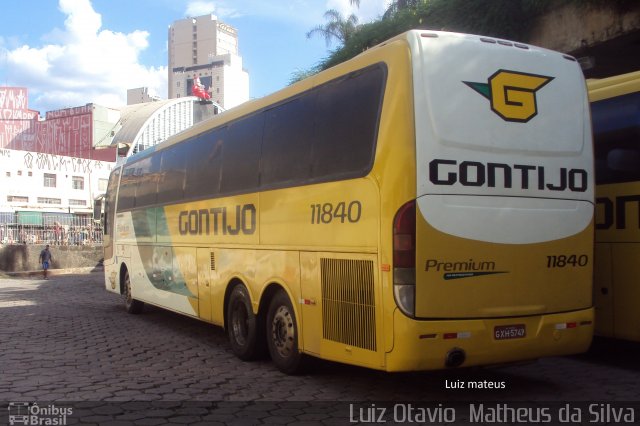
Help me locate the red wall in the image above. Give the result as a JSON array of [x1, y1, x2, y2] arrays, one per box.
[[0, 87, 39, 152], [0, 87, 115, 161]]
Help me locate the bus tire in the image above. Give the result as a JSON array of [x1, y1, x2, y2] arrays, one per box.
[[266, 289, 305, 374], [227, 284, 262, 360], [123, 269, 144, 314]]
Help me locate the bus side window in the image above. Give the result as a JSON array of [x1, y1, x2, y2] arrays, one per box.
[[312, 65, 385, 180], [592, 91, 640, 185], [157, 145, 187, 204], [135, 155, 161, 207], [184, 127, 225, 200], [261, 96, 314, 187], [608, 148, 640, 174], [220, 113, 263, 195], [117, 166, 137, 211]]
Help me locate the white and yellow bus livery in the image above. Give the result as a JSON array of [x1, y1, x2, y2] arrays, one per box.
[[590, 70, 640, 342], [103, 30, 594, 373]]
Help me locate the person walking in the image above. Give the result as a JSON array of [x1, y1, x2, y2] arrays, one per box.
[[39, 245, 53, 280]]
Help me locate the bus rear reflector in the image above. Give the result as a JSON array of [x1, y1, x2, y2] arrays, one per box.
[[393, 200, 416, 317], [443, 332, 472, 340], [555, 322, 579, 330]]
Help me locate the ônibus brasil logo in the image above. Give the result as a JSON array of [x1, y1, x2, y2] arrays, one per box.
[[464, 70, 554, 123]]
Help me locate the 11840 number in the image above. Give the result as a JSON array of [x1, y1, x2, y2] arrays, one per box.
[[546, 254, 588, 268], [310, 201, 362, 224]]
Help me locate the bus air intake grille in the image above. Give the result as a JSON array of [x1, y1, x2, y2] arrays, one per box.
[[210, 252, 216, 271], [320, 258, 376, 351]]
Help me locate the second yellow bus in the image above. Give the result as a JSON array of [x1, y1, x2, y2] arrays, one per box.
[[590, 70, 640, 342]]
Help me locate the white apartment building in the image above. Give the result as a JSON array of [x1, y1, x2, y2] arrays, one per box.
[[127, 87, 162, 105], [0, 148, 112, 217], [168, 14, 249, 109], [0, 147, 112, 245]]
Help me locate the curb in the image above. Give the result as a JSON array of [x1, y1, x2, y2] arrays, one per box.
[[3, 266, 104, 278]]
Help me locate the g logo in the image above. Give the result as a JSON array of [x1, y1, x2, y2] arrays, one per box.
[[464, 70, 554, 123]]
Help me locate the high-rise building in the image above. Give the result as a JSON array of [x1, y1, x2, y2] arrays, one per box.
[[168, 14, 249, 109], [127, 87, 162, 105]]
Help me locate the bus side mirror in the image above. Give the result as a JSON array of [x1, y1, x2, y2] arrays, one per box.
[[93, 199, 103, 223]]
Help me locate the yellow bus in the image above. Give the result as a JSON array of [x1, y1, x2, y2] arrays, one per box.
[[589, 71, 640, 341], [103, 30, 594, 373]]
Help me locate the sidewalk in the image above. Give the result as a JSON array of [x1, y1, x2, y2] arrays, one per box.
[[1, 265, 104, 278]]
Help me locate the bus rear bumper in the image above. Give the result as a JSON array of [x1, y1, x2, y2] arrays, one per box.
[[385, 307, 594, 372]]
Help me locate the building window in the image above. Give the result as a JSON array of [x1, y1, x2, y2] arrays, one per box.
[[44, 173, 56, 187], [7, 195, 28, 203], [37, 197, 62, 205], [98, 179, 108, 192], [72, 176, 84, 190], [17, 170, 22, 176], [28, 171, 32, 177], [5, 172, 10, 177], [69, 199, 87, 206]]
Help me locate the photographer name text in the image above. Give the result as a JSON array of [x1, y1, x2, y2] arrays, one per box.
[[349, 403, 636, 424]]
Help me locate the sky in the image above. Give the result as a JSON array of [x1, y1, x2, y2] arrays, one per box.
[[0, 0, 392, 114]]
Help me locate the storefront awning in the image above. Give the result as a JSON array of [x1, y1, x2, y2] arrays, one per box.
[[16, 211, 43, 226]]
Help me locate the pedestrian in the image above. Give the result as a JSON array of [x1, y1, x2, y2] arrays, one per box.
[[54, 223, 61, 245], [39, 244, 53, 280]]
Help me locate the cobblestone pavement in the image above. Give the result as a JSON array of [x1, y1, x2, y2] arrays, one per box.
[[1, 273, 639, 425]]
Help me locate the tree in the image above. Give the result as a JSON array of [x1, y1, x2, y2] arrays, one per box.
[[295, 0, 600, 85], [306, 9, 360, 47], [383, 0, 422, 19]]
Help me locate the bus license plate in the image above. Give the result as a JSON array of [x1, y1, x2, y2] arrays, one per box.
[[494, 324, 526, 340]]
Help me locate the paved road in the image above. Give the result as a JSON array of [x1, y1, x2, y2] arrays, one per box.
[[1, 273, 639, 424]]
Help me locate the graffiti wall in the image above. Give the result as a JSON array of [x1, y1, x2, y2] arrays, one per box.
[[0, 147, 114, 211], [0, 87, 39, 152], [0, 87, 115, 162], [40, 105, 93, 159]]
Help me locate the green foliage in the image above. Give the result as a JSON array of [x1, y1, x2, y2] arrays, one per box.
[[306, 9, 360, 47], [288, 68, 320, 86], [292, 0, 636, 84]]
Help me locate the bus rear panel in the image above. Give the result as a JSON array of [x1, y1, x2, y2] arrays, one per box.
[[388, 32, 593, 370]]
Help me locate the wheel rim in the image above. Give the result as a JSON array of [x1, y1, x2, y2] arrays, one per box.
[[124, 273, 132, 306], [231, 301, 249, 346], [271, 305, 295, 358]]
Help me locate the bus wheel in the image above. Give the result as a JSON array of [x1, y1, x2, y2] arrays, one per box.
[[123, 269, 144, 314], [227, 284, 261, 360], [267, 290, 304, 374]]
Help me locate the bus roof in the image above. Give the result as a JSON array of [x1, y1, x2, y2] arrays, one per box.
[[119, 29, 581, 169], [587, 70, 640, 102]]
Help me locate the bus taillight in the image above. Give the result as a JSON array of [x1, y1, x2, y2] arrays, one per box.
[[393, 200, 416, 317]]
